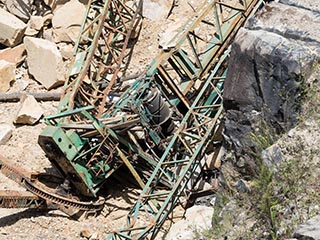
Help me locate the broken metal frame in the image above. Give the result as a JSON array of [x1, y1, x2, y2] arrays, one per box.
[[0, 0, 142, 212], [105, 0, 265, 239], [39, 0, 264, 199], [58, 0, 143, 118], [32, 0, 264, 238]]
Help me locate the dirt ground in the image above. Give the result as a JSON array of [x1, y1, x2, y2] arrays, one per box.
[[0, 1, 200, 239]]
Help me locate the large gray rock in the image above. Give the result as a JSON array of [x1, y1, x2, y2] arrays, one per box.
[[5, 0, 33, 22], [24, 36, 65, 89], [52, 0, 86, 43], [0, 60, 15, 93], [293, 215, 320, 240], [223, 27, 317, 159], [0, 8, 26, 47]]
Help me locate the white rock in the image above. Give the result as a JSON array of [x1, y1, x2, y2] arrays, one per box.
[[143, 0, 172, 21], [5, 0, 33, 22], [24, 36, 65, 89], [52, 0, 86, 43], [0, 124, 13, 145], [0, 44, 26, 65], [15, 94, 44, 125], [166, 205, 214, 240], [0, 8, 26, 47], [0, 60, 15, 93], [25, 16, 44, 36]]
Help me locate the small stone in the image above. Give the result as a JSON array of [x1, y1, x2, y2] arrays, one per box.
[[12, 79, 29, 91], [0, 124, 13, 145], [0, 44, 26, 65], [58, 43, 74, 60], [25, 16, 44, 36], [0, 8, 26, 47], [89, 232, 99, 240], [261, 144, 283, 171], [24, 36, 65, 89], [15, 94, 44, 125], [43, 28, 54, 42], [236, 156, 246, 168], [158, 19, 182, 49], [235, 179, 251, 193], [0, 60, 15, 93], [288, 129, 295, 138], [80, 228, 93, 239]]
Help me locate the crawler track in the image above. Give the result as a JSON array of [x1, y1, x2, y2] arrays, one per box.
[[0, 154, 103, 213]]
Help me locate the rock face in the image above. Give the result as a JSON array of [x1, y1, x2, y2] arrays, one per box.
[[5, 0, 33, 22], [24, 36, 65, 89], [293, 215, 320, 240], [223, 1, 320, 161], [15, 94, 44, 125], [166, 205, 213, 240], [0, 60, 16, 93], [52, 0, 86, 43], [0, 8, 27, 47]]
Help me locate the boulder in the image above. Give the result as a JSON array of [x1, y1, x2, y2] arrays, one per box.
[[0, 60, 15, 93], [223, 28, 317, 158], [0, 8, 26, 47], [143, 0, 172, 21], [0, 123, 13, 145], [251, 1, 320, 44], [0, 44, 26, 65], [24, 36, 65, 89], [166, 205, 213, 239], [52, 0, 86, 43], [15, 94, 43, 125], [25, 16, 44, 36], [5, 0, 33, 22], [293, 215, 320, 240]]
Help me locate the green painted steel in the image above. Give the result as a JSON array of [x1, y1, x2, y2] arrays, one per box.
[[37, 0, 264, 238]]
